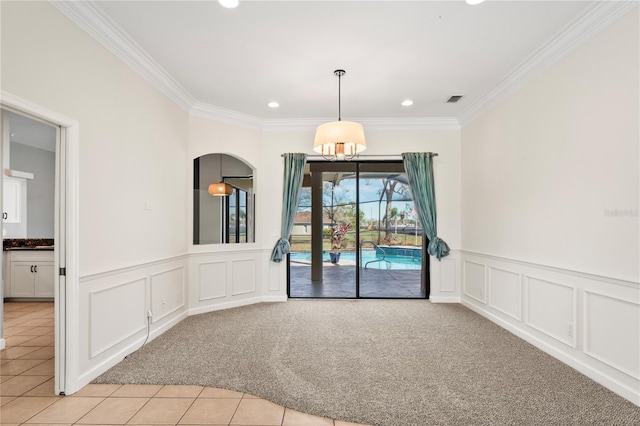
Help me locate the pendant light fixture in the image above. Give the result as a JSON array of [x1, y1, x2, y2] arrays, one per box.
[[208, 154, 233, 196], [313, 69, 366, 161]]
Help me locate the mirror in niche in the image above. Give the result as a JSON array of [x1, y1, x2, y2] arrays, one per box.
[[193, 153, 255, 244]]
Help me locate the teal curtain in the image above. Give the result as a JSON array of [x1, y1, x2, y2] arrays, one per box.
[[402, 152, 450, 260], [271, 153, 307, 262]]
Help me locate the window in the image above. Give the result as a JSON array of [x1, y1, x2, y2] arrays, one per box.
[[225, 183, 252, 243]]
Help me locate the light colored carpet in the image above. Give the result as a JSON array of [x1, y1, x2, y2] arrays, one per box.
[[94, 300, 640, 426]]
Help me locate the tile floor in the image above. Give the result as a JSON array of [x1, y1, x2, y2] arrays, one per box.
[[1, 301, 367, 425]]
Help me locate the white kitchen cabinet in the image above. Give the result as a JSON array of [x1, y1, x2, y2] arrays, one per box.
[[2, 252, 7, 298], [5, 250, 54, 298], [3, 177, 22, 223]]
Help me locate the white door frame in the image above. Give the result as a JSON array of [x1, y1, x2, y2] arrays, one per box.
[[0, 91, 79, 395]]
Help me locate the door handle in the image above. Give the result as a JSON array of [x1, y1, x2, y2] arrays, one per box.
[[3, 212, 7, 219], [34, 265, 38, 273], [30, 265, 34, 273]]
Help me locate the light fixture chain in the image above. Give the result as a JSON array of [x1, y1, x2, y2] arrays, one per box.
[[338, 71, 341, 121], [334, 69, 345, 122]]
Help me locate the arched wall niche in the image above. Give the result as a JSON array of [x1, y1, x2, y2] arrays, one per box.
[[193, 153, 255, 245]]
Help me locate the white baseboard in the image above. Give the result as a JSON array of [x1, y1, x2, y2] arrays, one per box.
[[189, 296, 288, 316], [73, 309, 188, 394], [429, 296, 460, 303], [262, 295, 288, 303], [148, 310, 189, 344], [188, 296, 264, 316], [462, 299, 640, 406]]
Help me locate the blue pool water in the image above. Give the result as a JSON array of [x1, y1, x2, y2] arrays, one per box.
[[290, 249, 422, 270]]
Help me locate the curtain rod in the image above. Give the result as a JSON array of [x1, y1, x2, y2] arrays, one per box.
[[281, 153, 438, 159]]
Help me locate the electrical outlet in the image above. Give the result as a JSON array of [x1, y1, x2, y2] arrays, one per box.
[[161, 298, 166, 309], [567, 324, 573, 337]]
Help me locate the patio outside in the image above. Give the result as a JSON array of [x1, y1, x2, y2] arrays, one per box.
[[289, 167, 426, 299]]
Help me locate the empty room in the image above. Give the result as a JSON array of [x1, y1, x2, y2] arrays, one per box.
[[1, 1, 638, 425]]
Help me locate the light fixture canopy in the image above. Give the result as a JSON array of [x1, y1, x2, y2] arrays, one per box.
[[313, 69, 366, 161]]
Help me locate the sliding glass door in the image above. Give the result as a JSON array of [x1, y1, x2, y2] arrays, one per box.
[[288, 161, 427, 299], [289, 162, 358, 297]]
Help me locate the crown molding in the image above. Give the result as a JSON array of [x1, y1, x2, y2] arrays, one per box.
[[190, 102, 264, 131], [457, 0, 639, 128], [50, 0, 195, 112], [358, 117, 461, 131], [50, 0, 635, 132], [262, 117, 460, 132], [189, 111, 461, 133], [261, 118, 323, 133]]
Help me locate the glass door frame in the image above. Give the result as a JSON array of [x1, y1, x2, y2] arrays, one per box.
[[287, 159, 429, 299]]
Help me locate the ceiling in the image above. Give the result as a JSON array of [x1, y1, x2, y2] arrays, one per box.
[[72, 1, 608, 123]]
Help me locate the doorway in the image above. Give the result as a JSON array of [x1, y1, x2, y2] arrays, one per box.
[[288, 161, 428, 299], [0, 96, 75, 396]]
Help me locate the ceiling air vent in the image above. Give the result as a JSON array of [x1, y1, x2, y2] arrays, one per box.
[[446, 94, 464, 103]]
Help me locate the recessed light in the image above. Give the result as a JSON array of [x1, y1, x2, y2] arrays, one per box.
[[401, 100, 414, 107], [268, 101, 280, 108], [219, 0, 239, 9], [466, 0, 486, 5]]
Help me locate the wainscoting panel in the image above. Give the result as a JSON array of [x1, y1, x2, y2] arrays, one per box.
[[89, 278, 147, 358], [232, 259, 256, 296], [76, 256, 189, 393], [268, 260, 281, 292], [584, 290, 640, 379], [463, 260, 486, 303], [489, 267, 522, 320], [429, 251, 461, 303], [460, 250, 640, 406], [526, 276, 576, 348], [439, 257, 456, 292], [151, 266, 186, 322], [198, 261, 226, 301], [188, 249, 278, 316]]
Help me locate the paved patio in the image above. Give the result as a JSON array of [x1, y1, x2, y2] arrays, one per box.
[[289, 262, 425, 298]]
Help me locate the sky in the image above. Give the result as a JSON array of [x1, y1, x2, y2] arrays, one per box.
[[298, 176, 417, 222]]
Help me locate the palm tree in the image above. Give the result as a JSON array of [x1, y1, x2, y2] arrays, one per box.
[[380, 178, 409, 243]]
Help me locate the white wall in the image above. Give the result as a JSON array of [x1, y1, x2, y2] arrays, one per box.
[[460, 10, 639, 404], [462, 10, 639, 283], [11, 142, 55, 238], [186, 118, 463, 309], [187, 116, 273, 312], [2, 1, 189, 273], [261, 128, 462, 301], [1, 1, 189, 392], [6, 0, 635, 407]]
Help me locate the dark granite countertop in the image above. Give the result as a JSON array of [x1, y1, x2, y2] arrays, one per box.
[[3, 238, 55, 251], [6, 246, 55, 251]]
